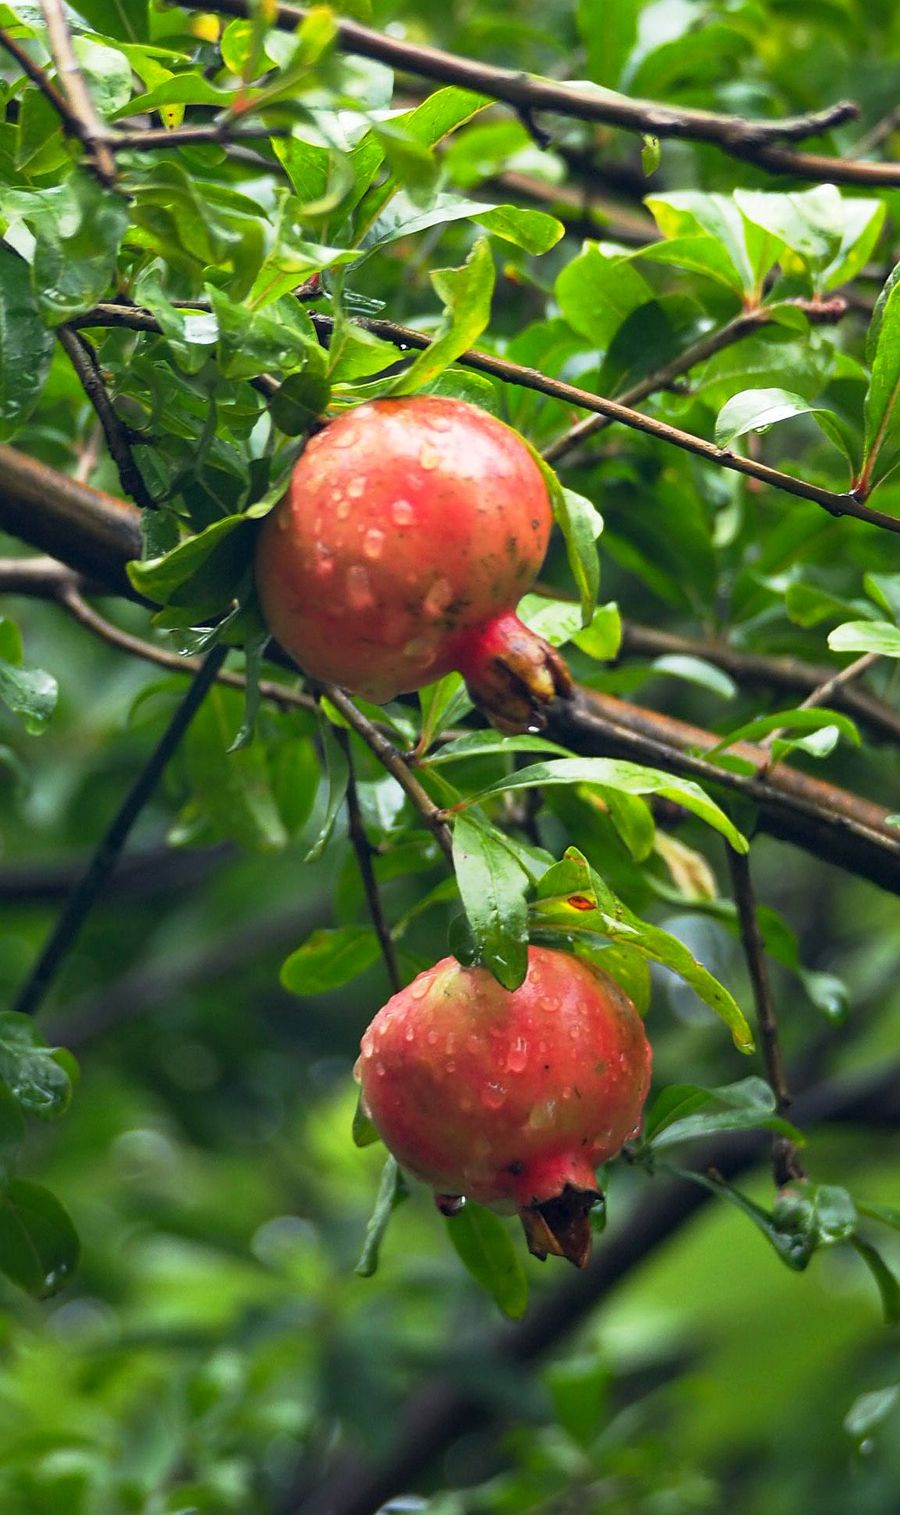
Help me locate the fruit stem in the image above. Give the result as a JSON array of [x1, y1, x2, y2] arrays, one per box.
[[455, 612, 573, 735]]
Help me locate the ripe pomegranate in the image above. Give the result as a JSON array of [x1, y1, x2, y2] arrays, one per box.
[[355, 946, 652, 1268], [254, 396, 572, 732]]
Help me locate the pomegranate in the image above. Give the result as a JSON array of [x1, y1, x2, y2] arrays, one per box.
[[355, 946, 652, 1267], [254, 396, 572, 732]]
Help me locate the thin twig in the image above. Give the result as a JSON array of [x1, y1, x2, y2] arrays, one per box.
[[112, 122, 290, 149], [852, 105, 900, 157], [12, 644, 228, 1018], [187, 0, 874, 184], [57, 327, 157, 511], [39, 0, 117, 185], [338, 730, 402, 994], [542, 299, 849, 466], [0, 24, 72, 120], [54, 579, 318, 716], [319, 683, 454, 864], [758, 650, 882, 766], [725, 847, 805, 1188], [72, 301, 897, 533]]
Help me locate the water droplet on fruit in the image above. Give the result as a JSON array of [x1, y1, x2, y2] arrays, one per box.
[[419, 443, 439, 470], [411, 979, 429, 1000], [506, 1036, 528, 1073], [332, 429, 356, 448], [445, 1034, 457, 1054], [528, 1097, 557, 1130], [315, 544, 334, 577], [361, 1039, 374, 1059], [404, 1026, 415, 1043], [482, 1081, 506, 1110], [352, 1056, 362, 1079], [403, 637, 437, 668], [426, 1029, 438, 1046], [346, 565, 374, 610], [423, 577, 453, 618], [435, 1193, 465, 1216], [336, 499, 351, 520], [561, 1085, 573, 1101], [445, 1058, 456, 1073], [466, 1033, 480, 1054], [362, 528, 385, 560], [347, 476, 366, 499], [392, 499, 414, 526], [429, 413, 451, 432], [375, 1060, 386, 1077]]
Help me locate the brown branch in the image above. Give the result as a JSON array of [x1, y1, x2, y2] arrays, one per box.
[[2, 453, 898, 893], [111, 121, 290, 149], [542, 299, 849, 466], [0, 23, 72, 121], [725, 847, 804, 1187], [39, 0, 117, 186], [617, 623, 900, 747], [284, 1060, 900, 1515], [56, 327, 157, 512], [12, 643, 228, 1017], [71, 301, 897, 533], [338, 730, 402, 994], [319, 683, 454, 864], [758, 650, 883, 767], [187, 0, 873, 184]]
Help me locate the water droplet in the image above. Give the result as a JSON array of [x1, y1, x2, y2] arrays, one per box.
[[403, 637, 437, 668], [445, 1058, 456, 1073], [429, 413, 452, 432], [353, 1056, 362, 1080], [426, 1029, 438, 1046], [561, 1085, 573, 1101], [445, 1033, 457, 1054], [506, 1036, 528, 1073], [332, 429, 357, 448], [315, 544, 334, 577], [419, 443, 439, 470], [346, 565, 374, 610], [313, 514, 324, 533], [392, 499, 414, 526], [528, 1098, 558, 1130], [482, 1081, 506, 1110], [347, 476, 366, 498], [336, 499, 351, 520], [435, 1193, 465, 1216], [411, 979, 430, 1000], [375, 1060, 386, 1078], [361, 1039, 374, 1060], [466, 1034, 480, 1054], [423, 576, 453, 619], [404, 1026, 415, 1043], [362, 527, 385, 560]]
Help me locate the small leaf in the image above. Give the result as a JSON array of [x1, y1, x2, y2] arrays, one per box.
[[446, 1203, 528, 1319], [270, 366, 332, 435], [452, 812, 530, 990], [850, 1237, 900, 1325], [0, 246, 55, 440], [828, 620, 900, 657], [0, 1179, 79, 1299], [355, 1156, 408, 1277], [641, 134, 660, 175], [281, 926, 382, 995], [304, 723, 349, 863], [0, 1014, 75, 1119], [127, 514, 254, 614], [352, 1095, 381, 1149], [390, 237, 495, 395], [716, 387, 854, 473], [645, 1077, 798, 1149], [705, 705, 860, 755], [651, 655, 737, 700]]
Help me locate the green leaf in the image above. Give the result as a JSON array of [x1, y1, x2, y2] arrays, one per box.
[[828, 620, 900, 657], [571, 941, 651, 1012], [72, 36, 133, 117], [0, 1014, 75, 1119], [532, 849, 753, 1052], [555, 243, 653, 348], [849, 1237, 900, 1325], [389, 237, 495, 395], [862, 263, 900, 492], [474, 760, 748, 852], [0, 1180, 79, 1298], [180, 685, 288, 852], [0, 245, 55, 441], [428, 731, 571, 766], [28, 171, 129, 325], [446, 1203, 528, 1319], [0, 618, 57, 733], [280, 926, 382, 995], [352, 1095, 381, 1149], [355, 1156, 408, 1277], [772, 1183, 857, 1254], [644, 1077, 801, 1150], [535, 463, 603, 627], [0, 1086, 26, 1184], [716, 387, 856, 474], [452, 811, 530, 990], [270, 363, 332, 435], [643, 191, 756, 294], [304, 721, 349, 863], [651, 655, 737, 700], [844, 1385, 900, 1441], [704, 705, 860, 755], [127, 514, 253, 613]]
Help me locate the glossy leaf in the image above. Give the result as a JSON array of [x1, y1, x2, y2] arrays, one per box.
[[0, 1014, 75, 1119], [446, 1204, 528, 1319], [828, 620, 900, 657], [355, 1156, 408, 1278], [0, 246, 55, 440], [0, 1180, 79, 1299], [281, 927, 382, 995], [452, 811, 530, 990]]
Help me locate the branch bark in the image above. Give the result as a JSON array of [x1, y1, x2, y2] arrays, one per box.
[[185, 0, 883, 185], [2, 451, 898, 893], [56, 327, 157, 511], [39, 0, 117, 186]]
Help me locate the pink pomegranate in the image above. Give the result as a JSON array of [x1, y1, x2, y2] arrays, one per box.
[[355, 946, 652, 1267], [254, 396, 571, 732]]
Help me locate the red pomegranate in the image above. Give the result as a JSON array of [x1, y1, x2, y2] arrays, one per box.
[[254, 396, 572, 732], [355, 946, 652, 1267]]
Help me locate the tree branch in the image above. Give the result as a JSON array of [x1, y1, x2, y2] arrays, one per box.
[[71, 302, 896, 533], [725, 847, 804, 1187], [338, 729, 403, 994], [12, 644, 227, 1018], [56, 327, 157, 511], [188, 0, 875, 183], [2, 454, 898, 893], [0, 23, 72, 122], [38, 0, 117, 186]]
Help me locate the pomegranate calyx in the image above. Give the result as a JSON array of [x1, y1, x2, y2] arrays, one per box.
[[456, 612, 574, 734], [519, 1183, 601, 1269]]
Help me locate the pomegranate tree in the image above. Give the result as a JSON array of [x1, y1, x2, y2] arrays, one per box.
[[254, 396, 572, 732], [356, 946, 652, 1268]]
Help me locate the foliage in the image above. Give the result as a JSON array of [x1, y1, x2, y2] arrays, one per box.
[[0, 0, 899, 1512]]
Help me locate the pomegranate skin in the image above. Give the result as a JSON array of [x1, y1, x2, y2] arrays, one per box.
[[356, 947, 651, 1262], [254, 397, 571, 728]]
